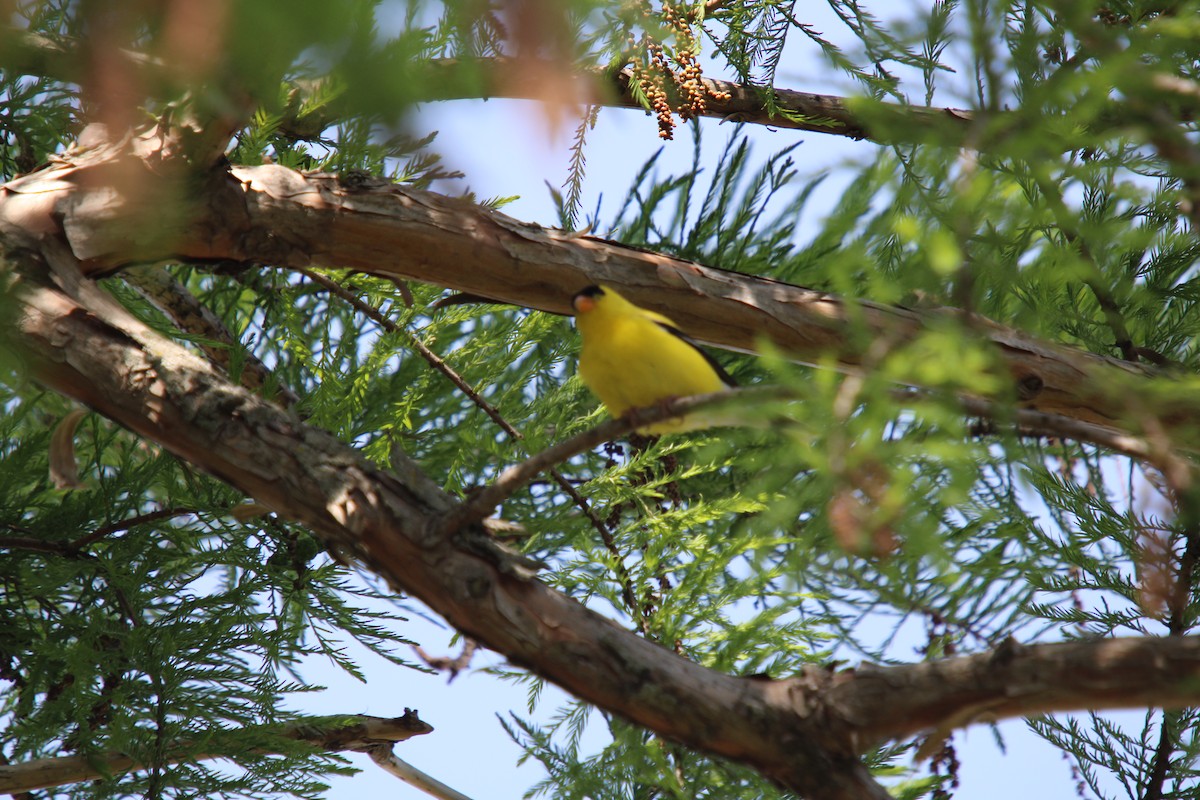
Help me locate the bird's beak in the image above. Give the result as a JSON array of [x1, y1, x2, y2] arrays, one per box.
[[572, 294, 595, 314]]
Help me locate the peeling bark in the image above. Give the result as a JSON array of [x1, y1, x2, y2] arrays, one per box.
[[6, 142, 1188, 448]]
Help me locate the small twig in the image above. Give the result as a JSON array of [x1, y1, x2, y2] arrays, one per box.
[[2, 508, 196, 634], [367, 746, 475, 800], [1168, 528, 1200, 635], [413, 639, 478, 682], [0, 535, 84, 556], [445, 388, 759, 529], [70, 507, 198, 551], [298, 267, 515, 431], [0, 508, 198, 556], [453, 418, 634, 527], [958, 396, 1195, 476], [9, 33, 977, 147]]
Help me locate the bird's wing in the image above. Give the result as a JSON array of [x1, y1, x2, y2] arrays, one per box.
[[652, 320, 737, 387]]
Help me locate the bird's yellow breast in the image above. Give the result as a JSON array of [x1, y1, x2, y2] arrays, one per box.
[[576, 305, 727, 419]]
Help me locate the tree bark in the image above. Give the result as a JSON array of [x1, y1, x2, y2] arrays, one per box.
[[7, 143, 1187, 450], [9, 247, 891, 800]]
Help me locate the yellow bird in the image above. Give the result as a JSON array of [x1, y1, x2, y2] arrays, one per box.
[[572, 284, 735, 434]]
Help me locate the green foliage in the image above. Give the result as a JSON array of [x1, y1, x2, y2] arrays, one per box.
[[0, 386, 419, 800], [0, 2, 77, 179]]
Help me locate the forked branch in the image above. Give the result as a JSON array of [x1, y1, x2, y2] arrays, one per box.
[[9, 233, 1200, 800]]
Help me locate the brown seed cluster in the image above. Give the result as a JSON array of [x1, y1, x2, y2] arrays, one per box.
[[631, 1, 732, 140]]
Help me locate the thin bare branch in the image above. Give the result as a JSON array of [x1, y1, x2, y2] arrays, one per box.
[[0, 712, 431, 794], [451, 386, 1193, 532], [368, 746, 475, 800], [4, 31, 966, 146], [70, 507, 199, 550], [295, 267, 514, 433], [427, 60, 972, 143], [0, 508, 199, 556], [957, 396, 1197, 491], [449, 388, 750, 529], [0, 535, 79, 556]]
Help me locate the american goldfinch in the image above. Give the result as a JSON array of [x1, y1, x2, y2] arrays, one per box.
[[572, 284, 735, 434]]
